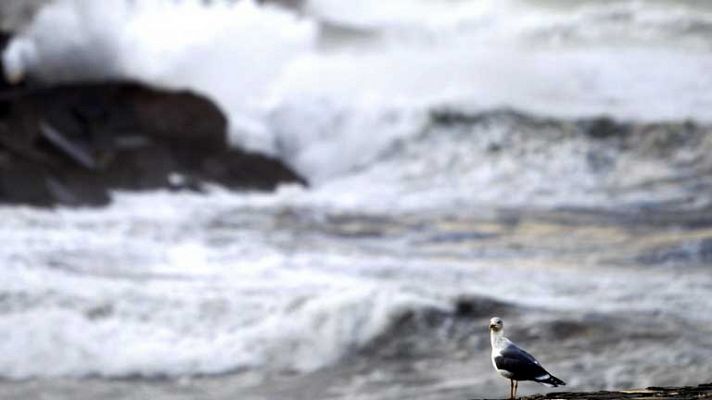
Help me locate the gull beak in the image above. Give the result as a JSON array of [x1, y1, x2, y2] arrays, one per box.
[[489, 324, 496, 329]]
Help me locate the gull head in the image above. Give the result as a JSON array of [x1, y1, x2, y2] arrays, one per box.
[[489, 317, 504, 332]]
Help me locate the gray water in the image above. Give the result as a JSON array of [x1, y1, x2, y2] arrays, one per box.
[[2, 202, 711, 399], [1, 0, 712, 399]]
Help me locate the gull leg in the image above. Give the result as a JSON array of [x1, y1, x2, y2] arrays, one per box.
[[509, 380, 514, 399], [514, 381, 519, 399]]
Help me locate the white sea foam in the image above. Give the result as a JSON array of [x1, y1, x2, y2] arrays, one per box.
[[5, 0, 712, 183], [0, 196, 436, 378], [3, 191, 712, 378], [5, 0, 316, 153], [1, 0, 712, 379]]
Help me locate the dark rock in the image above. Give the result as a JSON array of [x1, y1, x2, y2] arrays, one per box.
[[0, 158, 53, 205], [203, 149, 306, 191], [580, 116, 630, 139], [0, 30, 16, 90], [454, 296, 513, 318], [0, 81, 305, 206], [478, 382, 712, 400]]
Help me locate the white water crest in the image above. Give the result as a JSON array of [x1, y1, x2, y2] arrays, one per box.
[[5, 0, 712, 183], [4, 0, 317, 153], [2, 191, 711, 379], [1, 0, 712, 383]]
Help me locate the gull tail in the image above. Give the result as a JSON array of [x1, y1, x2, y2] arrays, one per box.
[[536, 374, 566, 387]]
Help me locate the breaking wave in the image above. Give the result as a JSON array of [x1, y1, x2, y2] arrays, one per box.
[[1, 0, 712, 381], [5, 0, 712, 182]]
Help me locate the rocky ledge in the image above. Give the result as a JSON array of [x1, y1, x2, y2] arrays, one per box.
[[0, 81, 305, 206], [478, 383, 712, 400]]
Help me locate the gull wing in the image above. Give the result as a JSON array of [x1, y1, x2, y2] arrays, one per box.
[[494, 343, 549, 381]]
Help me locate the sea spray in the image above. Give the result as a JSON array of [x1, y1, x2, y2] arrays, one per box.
[[1, 0, 712, 386], [6, 0, 712, 184], [5, 0, 316, 154]]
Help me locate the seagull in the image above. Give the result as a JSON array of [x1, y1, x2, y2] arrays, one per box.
[[489, 317, 565, 399]]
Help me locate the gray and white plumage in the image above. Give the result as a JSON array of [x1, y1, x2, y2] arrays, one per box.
[[489, 317, 565, 398]]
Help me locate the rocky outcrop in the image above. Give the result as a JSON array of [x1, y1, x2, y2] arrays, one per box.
[[0, 82, 305, 206]]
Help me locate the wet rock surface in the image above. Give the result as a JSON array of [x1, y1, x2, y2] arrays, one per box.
[[0, 82, 304, 206], [498, 383, 712, 400]]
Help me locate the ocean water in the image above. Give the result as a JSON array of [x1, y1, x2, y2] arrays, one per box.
[[1, 1, 712, 399]]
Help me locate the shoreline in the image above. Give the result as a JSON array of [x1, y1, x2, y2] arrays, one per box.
[[484, 384, 712, 400]]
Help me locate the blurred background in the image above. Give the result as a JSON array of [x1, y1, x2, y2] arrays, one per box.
[[0, 0, 711, 399]]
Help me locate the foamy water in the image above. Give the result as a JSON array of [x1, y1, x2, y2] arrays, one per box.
[[2, 190, 711, 380], [1, 0, 712, 390], [6, 0, 712, 180]]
